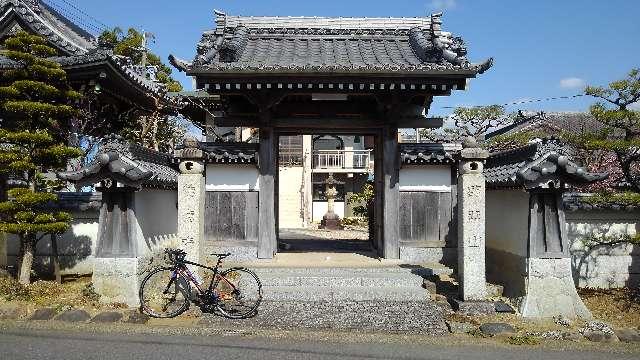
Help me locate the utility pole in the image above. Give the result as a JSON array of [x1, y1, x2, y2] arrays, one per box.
[[139, 29, 155, 68]]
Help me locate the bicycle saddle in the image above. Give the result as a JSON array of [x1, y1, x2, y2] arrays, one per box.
[[211, 253, 232, 259]]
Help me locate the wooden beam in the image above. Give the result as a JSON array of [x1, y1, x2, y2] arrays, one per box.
[[215, 117, 260, 127], [397, 117, 443, 129], [271, 117, 385, 129]]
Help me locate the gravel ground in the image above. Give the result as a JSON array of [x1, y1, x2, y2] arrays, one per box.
[[278, 228, 372, 252], [280, 228, 370, 241], [199, 300, 449, 335]]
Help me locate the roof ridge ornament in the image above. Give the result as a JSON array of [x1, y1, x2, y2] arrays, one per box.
[[22, 0, 41, 13]]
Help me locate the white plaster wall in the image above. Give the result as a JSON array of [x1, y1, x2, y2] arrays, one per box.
[[312, 201, 345, 222], [206, 164, 259, 191], [4, 211, 99, 275], [134, 188, 178, 253], [485, 189, 530, 257], [399, 165, 452, 192], [566, 210, 640, 288]]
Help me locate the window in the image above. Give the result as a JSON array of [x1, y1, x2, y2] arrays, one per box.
[[278, 135, 303, 166]]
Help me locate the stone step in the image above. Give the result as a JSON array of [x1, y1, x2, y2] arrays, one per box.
[[258, 272, 425, 287], [249, 266, 446, 277], [261, 285, 429, 301]]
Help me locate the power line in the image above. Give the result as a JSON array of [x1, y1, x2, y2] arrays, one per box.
[[43, 1, 104, 33], [42, 0, 107, 34], [441, 94, 587, 109], [57, 0, 111, 29]]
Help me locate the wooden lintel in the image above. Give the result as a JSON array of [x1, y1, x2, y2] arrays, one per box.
[[215, 117, 260, 127], [271, 117, 385, 129], [397, 117, 444, 129]]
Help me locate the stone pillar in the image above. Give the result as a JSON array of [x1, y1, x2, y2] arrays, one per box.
[[520, 191, 592, 319], [174, 137, 206, 263], [457, 138, 489, 301], [177, 160, 205, 263]]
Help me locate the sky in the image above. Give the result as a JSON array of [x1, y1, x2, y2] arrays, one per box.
[[53, 0, 640, 116]]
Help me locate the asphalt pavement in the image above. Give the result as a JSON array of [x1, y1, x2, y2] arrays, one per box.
[[0, 328, 638, 360]]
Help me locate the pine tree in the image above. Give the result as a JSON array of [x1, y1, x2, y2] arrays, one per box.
[[564, 69, 640, 194], [0, 31, 83, 284]]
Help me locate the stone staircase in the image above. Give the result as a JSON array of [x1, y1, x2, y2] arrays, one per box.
[[278, 166, 304, 228], [251, 265, 452, 301]]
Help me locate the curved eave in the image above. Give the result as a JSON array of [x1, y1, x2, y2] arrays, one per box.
[[186, 66, 483, 78], [61, 57, 176, 112], [0, 4, 92, 56], [485, 152, 609, 190]]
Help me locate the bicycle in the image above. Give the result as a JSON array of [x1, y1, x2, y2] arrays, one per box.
[[139, 248, 262, 319]]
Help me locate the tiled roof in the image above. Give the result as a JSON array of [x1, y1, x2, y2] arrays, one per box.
[[48, 192, 102, 211], [486, 112, 606, 139], [400, 143, 460, 165], [485, 138, 608, 189], [52, 50, 172, 102], [200, 142, 259, 164], [0, 0, 96, 55], [0, 2, 175, 109], [563, 193, 640, 212], [57, 135, 178, 189], [0, 49, 175, 108], [173, 12, 492, 76]]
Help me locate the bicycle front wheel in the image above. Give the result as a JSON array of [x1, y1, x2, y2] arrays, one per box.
[[214, 267, 262, 319], [140, 267, 190, 318]]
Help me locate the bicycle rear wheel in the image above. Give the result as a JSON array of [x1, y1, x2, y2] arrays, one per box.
[[213, 267, 262, 319], [140, 267, 190, 318]]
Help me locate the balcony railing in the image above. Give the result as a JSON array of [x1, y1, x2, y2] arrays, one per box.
[[312, 150, 372, 171]]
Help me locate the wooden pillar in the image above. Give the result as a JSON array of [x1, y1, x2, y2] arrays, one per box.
[[258, 126, 277, 259], [382, 125, 400, 259]]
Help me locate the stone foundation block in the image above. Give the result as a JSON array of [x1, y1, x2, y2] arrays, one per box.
[[92, 257, 140, 307], [520, 258, 592, 319]]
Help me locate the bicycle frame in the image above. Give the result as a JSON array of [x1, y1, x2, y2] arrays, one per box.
[[170, 258, 237, 296]]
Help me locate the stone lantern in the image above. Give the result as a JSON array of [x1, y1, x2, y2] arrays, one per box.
[[319, 173, 344, 230]]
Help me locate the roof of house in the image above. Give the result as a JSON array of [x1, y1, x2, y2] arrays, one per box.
[[171, 11, 493, 76], [484, 138, 608, 189], [0, 0, 96, 55], [400, 143, 460, 165], [486, 111, 605, 139], [57, 135, 178, 189]]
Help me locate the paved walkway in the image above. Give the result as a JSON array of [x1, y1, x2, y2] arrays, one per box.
[[199, 300, 449, 335]]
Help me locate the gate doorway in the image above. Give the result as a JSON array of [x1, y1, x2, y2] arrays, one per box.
[[275, 131, 382, 258]]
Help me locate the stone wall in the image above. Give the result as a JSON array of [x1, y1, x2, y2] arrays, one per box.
[[567, 209, 640, 289]]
